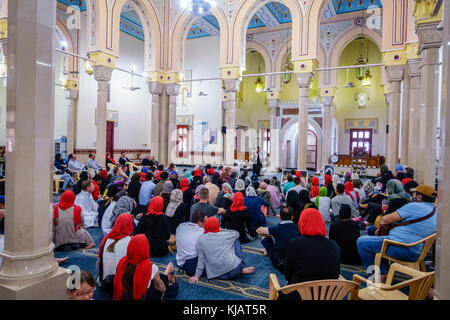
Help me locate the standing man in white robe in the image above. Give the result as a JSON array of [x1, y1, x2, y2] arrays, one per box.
[[75, 180, 99, 228]]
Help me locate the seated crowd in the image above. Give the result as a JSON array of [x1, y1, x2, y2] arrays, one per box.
[[1, 153, 435, 300]]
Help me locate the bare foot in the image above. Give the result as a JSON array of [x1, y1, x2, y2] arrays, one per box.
[[164, 261, 174, 275], [259, 248, 268, 256], [85, 244, 95, 249], [56, 257, 69, 265], [241, 267, 255, 274]]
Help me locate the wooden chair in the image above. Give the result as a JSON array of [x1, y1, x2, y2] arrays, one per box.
[[374, 233, 436, 272], [269, 274, 359, 300], [349, 263, 435, 300], [53, 174, 66, 194], [72, 171, 81, 183], [126, 162, 141, 172]]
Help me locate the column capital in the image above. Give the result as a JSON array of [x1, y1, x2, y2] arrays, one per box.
[[407, 58, 422, 77], [386, 65, 405, 83], [321, 96, 334, 107], [414, 0, 443, 30], [92, 65, 113, 82], [416, 22, 443, 53], [65, 89, 79, 100], [296, 72, 314, 88], [148, 81, 163, 95], [223, 78, 240, 93], [0, 18, 7, 40], [64, 79, 79, 91], [268, 98, 280, 109], [166, 83, 181, 96]]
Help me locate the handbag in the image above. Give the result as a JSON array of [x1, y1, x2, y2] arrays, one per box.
[[376, 207, 436, 236]]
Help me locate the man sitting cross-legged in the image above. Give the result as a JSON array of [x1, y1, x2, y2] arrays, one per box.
[[256, 205, 300, 271]]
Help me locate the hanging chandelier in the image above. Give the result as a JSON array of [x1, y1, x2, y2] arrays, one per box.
[[180, 0, 217, 16], [355, 40, 367, 81]]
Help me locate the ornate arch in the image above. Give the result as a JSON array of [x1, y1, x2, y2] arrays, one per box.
[[111, 0, 162, 70], [171, 7, 228, 73], [246, 41, 274, 88], [321, 26, 383, 87], [232, 0, 303, 69], [56, 15, 79, 76]]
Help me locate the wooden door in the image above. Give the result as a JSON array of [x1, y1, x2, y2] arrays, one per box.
[[106, 121, 115, 157]]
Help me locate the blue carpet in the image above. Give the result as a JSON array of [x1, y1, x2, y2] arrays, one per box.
[[55, 215, 415, 300]]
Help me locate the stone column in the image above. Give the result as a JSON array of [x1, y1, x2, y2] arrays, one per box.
[[400, 65, 411, 164], [385, 66, 405, 171], [416, 22, 442, 185], [296, 73, 314, 170], [436, 0, 450, 300], [148, 81, 163, 160], [0, 0, 69, 299], [93, 65, 113, 168], [407, 59, 422, 171], [268, 93, 280, 173], [321, 90, 335, 170], [166, 83, 181, 165], [159, 86, 169, 166], [223, 79, 240, 166], [64, 80, 79, 155]]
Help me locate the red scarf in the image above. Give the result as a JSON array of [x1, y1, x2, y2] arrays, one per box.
[[140, 172, 147, 182], [310, 177, 320, 198], [207, 168, 215, 175], [100, 169, 108, 179], [180, 178, 190, 192], [98, 214, 133, 259], [53, 190, 82, 233], [298, 208, 327, 237], [344, 181, 360, 204], [194, 169, 202, 177], [146, 196, 164, 216], [92, 180, 100, 201], [113, 234, 153, 300], [324, 174, 333, 185], [204, 217, 220, 234], [402, 178, 413, 186], [230, 192, 247, 212], [295, 171, 302, 178], [106, 153, 116, 165]]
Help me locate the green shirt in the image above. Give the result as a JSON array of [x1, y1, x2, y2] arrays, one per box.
[[283, 181, 295, 195]]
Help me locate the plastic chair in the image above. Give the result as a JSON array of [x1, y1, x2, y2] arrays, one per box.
[[349, 263, 435, 300], [374, 233, 436, 272], [269, 274, 359, 300]]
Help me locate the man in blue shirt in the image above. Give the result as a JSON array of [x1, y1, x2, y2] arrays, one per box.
[[86, 153, 102, 171], [138, 172, 156, 213], [357, 184, 436, 276], [256, 206, 300, 271]]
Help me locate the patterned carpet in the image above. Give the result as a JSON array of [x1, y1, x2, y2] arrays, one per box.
[[54, 215, 415, 300]]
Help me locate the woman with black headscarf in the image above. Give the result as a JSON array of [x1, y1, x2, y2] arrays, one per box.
[[297, 190, 315, 224], [286, 191, 302, 226], [97, 184, 119, 228]]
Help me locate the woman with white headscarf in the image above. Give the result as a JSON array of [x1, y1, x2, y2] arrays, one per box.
[[165, 189, 188, 235], [234, 179, 246, 196]]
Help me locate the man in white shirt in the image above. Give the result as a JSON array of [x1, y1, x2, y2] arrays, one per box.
[[86, 153, 102, 171], [286, 176, 305, 196], [175, 210, 207, 277], [68, 154, 85, 172], [75, 180, 99, 228]]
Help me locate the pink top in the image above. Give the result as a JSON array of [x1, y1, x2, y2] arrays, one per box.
[[266, 185, 281, 209]]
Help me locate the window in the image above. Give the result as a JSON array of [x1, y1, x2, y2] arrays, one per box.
[[349, 129, 372, 156], [177, 125, 189, 158], [261, 129, 271, 156]]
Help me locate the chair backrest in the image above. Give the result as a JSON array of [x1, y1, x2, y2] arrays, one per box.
[[387, 263, 435, 300], [416, 233, 436, 262], [281, 279, 359, 300]]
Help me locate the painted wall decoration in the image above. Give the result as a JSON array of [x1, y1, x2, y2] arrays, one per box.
[[209, 129, 218, 145], [95, 109, 119, 127], [177, 115, 194, 130]]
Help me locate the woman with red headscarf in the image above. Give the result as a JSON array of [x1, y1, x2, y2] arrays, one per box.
[[113, 234, 176, 300], [97, 214, 133, 294], [345, 181, 361, 209], [105, 152, 116, 167], [53, 190, 95, 251], [310, 177, 320, 198], [221, 192, 257, 243], [188, 217, 255, 284], [135, 196, 171, 258], [324, 174, 334, 197], [282, 208, 340, 300]]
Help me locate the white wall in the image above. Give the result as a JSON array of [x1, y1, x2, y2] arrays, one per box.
[[0, 78, 6, 147], [57, 14, 151, 155], [178, 36, 223, 164]]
